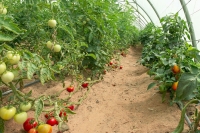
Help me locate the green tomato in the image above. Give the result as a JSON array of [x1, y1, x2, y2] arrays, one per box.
[[1, 8, 7, 14], [6, 51, 13, 60], [20, 102, 32, 112], [14, 112, 28, 124], [48, 20, 57, 28], [46, 41, 53, 49], [9, 54, 20, 65], [0, 106, 16, 120], [0, 62, 6, 74], [1, 71, 14, 83], [53, 45, 61, 52]]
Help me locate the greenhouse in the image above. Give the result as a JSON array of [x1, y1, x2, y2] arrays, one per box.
[[0, 0, 200, 133]]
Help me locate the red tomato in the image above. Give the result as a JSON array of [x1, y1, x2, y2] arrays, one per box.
[[59, 109, 66, 117], [68, 105, 74, 111], [109, 62, 113, 65], [119, 66, 123, 69], [23, 118, 38, 131], [46, 118, 58, 126], [28, 128, 38, 133], [44, 112, 54, 119], [81, 83, 88, 88], [66, 86, 74, 93]]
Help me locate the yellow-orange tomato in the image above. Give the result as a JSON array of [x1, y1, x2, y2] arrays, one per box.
[[37, 124, 52, 133], [172, 65, 180, 74], [172, 82, 178, 91]]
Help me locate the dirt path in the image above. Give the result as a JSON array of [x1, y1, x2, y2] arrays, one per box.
[[4, 46, 189, 133]]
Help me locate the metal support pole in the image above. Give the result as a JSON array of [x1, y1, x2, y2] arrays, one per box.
[[147, 0, 161, 20], [179, 0, 197, 48], [133, 1, 154, 24]]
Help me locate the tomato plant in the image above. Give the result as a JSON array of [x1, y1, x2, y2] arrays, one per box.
[[0, 0, 139, 133], [23, 118, 38, 132]]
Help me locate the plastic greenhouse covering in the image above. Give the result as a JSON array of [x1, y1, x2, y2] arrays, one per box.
[[119, 0, 200, 49]]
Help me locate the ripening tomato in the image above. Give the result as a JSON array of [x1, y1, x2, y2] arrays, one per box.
[[66, 86, 74, 93], [172, 65, 180, 74], [37, 124, 52, 133], [23, 118, 38, 132], [172, 81, 178, 91], [46, 118, 58, 126], [48, 20, 57, 28], [28, 128, 38, 133], [0, 106, 16, 120], [14, 112, 28, 124], [81, 83, 88, 88]]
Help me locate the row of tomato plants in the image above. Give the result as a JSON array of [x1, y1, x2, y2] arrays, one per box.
[[0, 0, 137, 133], [139, 13, 200, 132]]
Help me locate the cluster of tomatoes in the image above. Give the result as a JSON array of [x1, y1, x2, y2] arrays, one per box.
[[0, 51, 21, 84], [171, 64, 181, 91], [66, 82, 89, 93], [46, 19, 62, 53]]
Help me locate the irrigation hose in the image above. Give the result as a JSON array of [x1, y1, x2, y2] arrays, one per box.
[[2, 79, 40, 96], [176, 101, 192, 129]]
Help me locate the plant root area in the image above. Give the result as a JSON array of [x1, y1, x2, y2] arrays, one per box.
[[4, 46, 190, 133]]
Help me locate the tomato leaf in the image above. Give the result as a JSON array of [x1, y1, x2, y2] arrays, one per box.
[[89, 31, 93, 43], [39, 67, 54, 84], [0, 118, 4, 133], [0, 32, 18, 42], [64, 108, 76, 115], [147, 82, 157, 90], [34, 99, 44, 121], [0, 16, 23, 35], [86, 53, 96, 60], [27, 62, 38, 79], [174, 73, 197, 101]]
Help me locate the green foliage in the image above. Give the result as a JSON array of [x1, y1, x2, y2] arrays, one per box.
[[138, 22, 155, 45], [140, 13, 200, 102], [4, 0, 138, 74], [0, 15, 22, 42]]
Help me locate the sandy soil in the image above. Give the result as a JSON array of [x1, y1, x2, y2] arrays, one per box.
[[3, 46, 190, 133]]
